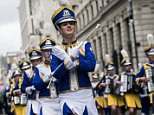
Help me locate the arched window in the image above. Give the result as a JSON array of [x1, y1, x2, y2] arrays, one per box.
[[91, 4, 94, 19]]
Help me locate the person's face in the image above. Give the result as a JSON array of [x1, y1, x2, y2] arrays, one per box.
[[59, 21, 76, 39], [108, 69, 115, 76], [31, 58, 41, 67], [41, 49, 50, 61], [124, 64, 132, 72], [14, 75, 21, 82], [148, 55, 154, 62]]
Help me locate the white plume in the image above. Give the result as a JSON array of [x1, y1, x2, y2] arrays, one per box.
[[147, 33, 154, 45], [121, 49, 129, 58], [99, 72, 104, 79], [105, 54, 111, 63], [138, 63, 142, 70], [94, 64, 99, 73]]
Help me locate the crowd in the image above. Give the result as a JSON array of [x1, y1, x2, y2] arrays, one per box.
[[0, 5, 154, 115]]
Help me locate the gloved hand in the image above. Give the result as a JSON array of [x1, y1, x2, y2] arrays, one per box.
[[25, 85, 35, 95], [52, 46, 68, 60], [25, 86, 32, 95], [52, 46, 75, 70], [64, 57, 75, 70], [69, 41, 88, 60], [69, 45, 81, 60]]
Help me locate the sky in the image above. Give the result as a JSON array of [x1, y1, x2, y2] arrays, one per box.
[[0, 0, 21, 56]]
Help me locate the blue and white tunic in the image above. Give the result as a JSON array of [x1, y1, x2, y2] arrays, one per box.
[[50, 40, 98, 115], [21, 67, 40, 115], [33, 62, 60, 115]]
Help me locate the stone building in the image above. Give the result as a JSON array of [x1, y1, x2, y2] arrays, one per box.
[[18, 0, 60, 53], [74, 0, 154, 73]]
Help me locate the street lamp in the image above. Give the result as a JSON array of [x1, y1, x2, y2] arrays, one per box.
[[127, 0, 139, 68]]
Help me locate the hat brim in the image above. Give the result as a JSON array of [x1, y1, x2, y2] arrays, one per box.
[[30, 56, 41, 60], [124, 62, 132, 66], [107, 67, 114, 71], [13, 73, 22, 77], [21, 65, 31, 70], [147, 52, 154, 55], [59, 18, 76, 24], [41, 46, 52, 50]]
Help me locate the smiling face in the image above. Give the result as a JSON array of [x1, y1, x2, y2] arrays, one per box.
[[59, 21, 76, 41]]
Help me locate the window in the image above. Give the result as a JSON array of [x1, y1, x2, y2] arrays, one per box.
[[104, 33, 108, 53], [109, 28, 114, 51], [91, 5, 94, 19], [93, 39, 97, 59], [86, 8, 89, 22], [117, 23, 122, 50]]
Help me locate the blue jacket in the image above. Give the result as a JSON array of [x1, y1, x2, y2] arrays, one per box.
[[33, 63, 58, 98], [21, 69, 37, 100], [50, 41, 96, 93]]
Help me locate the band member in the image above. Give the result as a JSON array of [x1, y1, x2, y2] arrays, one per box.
[[21, 48, 42, 115], [18, 58, 31, 72], [135, 34, 154, 115], [5, 75, 15, 115], [11, 70, 26, 115], [50, 6, 98, 115], [98, 55, 124, 115], [94, 72, 110, 115], [33, 37, 60, 115], [120, 49, 141, 115], [92, 65, 109, 115]]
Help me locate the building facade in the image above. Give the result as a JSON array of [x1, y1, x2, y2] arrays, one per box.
[[18, 0, 60, 53], [74, 0, 154, 73]]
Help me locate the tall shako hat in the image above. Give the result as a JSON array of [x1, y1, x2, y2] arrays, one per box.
[[51, 6, 76, 30], [120, 49, 131, 66], [105, 54, 114, 71], [144, 34, 154, 56], [28, 48, 42, 60], [39, 37, 56, 50], [18, 59, 31, 71], [12, 70, 22, 78]]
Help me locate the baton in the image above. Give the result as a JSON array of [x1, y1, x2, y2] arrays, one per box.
[[47, 63, 63, 89], [47, 24, 101, 88]]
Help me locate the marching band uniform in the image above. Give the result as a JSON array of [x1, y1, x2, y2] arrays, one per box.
[[21, 48, 42, 115], [51, 6, 98, 115], [5, 77, 15, 115], [92, 66, 109, 115], [99, 55, 124, 115], [33, 37, 60, 115], [135, 34, 154, 115], [120, 49, 141, 114], [11, 70, 26, 115]]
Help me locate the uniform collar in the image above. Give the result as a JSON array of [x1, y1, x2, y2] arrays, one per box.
[[44, 60, 50, 66], [62, 38, 77, 46]]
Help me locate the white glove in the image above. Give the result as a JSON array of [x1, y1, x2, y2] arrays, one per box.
[[25, 85, 35, 95], [69, 41, 88, 59], [25, 86, 32, 95], [31, 85, 36, 90], [64, 57, 75, 70], [69, 45, 80, 59], [52, 46, 68, 60], [52, 46, 75, 70]]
